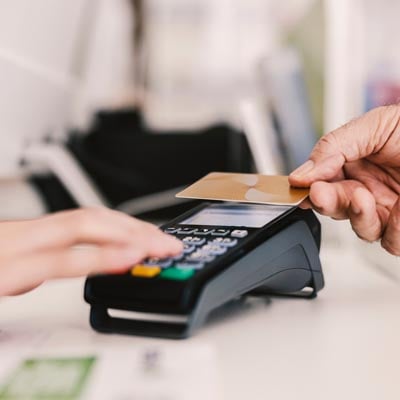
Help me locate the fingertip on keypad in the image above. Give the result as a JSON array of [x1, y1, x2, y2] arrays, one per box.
[[131, 226, 246, 281]]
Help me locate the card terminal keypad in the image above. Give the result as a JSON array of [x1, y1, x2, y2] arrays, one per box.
[[129, 226, 249, 281]]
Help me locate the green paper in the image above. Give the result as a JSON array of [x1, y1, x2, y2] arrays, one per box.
[[0, 357, 96, 400]]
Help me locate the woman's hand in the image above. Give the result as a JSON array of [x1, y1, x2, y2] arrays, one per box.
[[0, 207, 183, 296], [289, 104, 400, 255]]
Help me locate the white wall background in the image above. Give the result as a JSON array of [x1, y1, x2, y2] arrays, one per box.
[[0, 0, 136, 177], [0, 0, 136, 218]]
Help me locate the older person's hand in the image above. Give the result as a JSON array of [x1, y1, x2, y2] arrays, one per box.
[[0, 207, 182, 296], [289, 104, 400, 255]]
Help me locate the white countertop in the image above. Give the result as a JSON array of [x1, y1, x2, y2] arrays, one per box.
[[1, 216, 400, 400]]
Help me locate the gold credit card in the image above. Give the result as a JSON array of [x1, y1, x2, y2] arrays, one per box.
[[176, 172, 309, 206]]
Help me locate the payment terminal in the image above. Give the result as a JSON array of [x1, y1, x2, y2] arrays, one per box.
[[85, 203, 324, 339]]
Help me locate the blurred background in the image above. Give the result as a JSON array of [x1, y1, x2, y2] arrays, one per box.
[[0, 0, 397, 239]]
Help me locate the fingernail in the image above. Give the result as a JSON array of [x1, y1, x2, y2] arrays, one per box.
[[169, 235, 183, 245], [291, 160, 315, 178], [172, 238, 184, 251]]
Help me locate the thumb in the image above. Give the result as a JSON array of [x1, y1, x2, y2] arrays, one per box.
[[289, 104, 400, 187]]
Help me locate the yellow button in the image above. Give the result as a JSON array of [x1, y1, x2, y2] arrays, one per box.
[[131, 265, 161, 278]]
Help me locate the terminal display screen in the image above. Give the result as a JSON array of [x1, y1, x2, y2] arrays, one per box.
[[180, 203, 293, 228]]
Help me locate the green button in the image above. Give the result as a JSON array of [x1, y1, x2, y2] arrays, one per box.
[[160, 267, 194, 281]]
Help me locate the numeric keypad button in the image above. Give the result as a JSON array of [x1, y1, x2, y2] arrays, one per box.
[[231, 229, 248, 238], [183, 244, 195, 254], [182, 236, 206, 246], [195, 228, 215, 236], [186, 251, 215, 263], [210, 237, 238, 247], [201, 244, 227, 256], [177, 227, 197, 235], [143, 258, 172, 268], [164, 227, 178, 234], [211, 229, 230, 236]]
